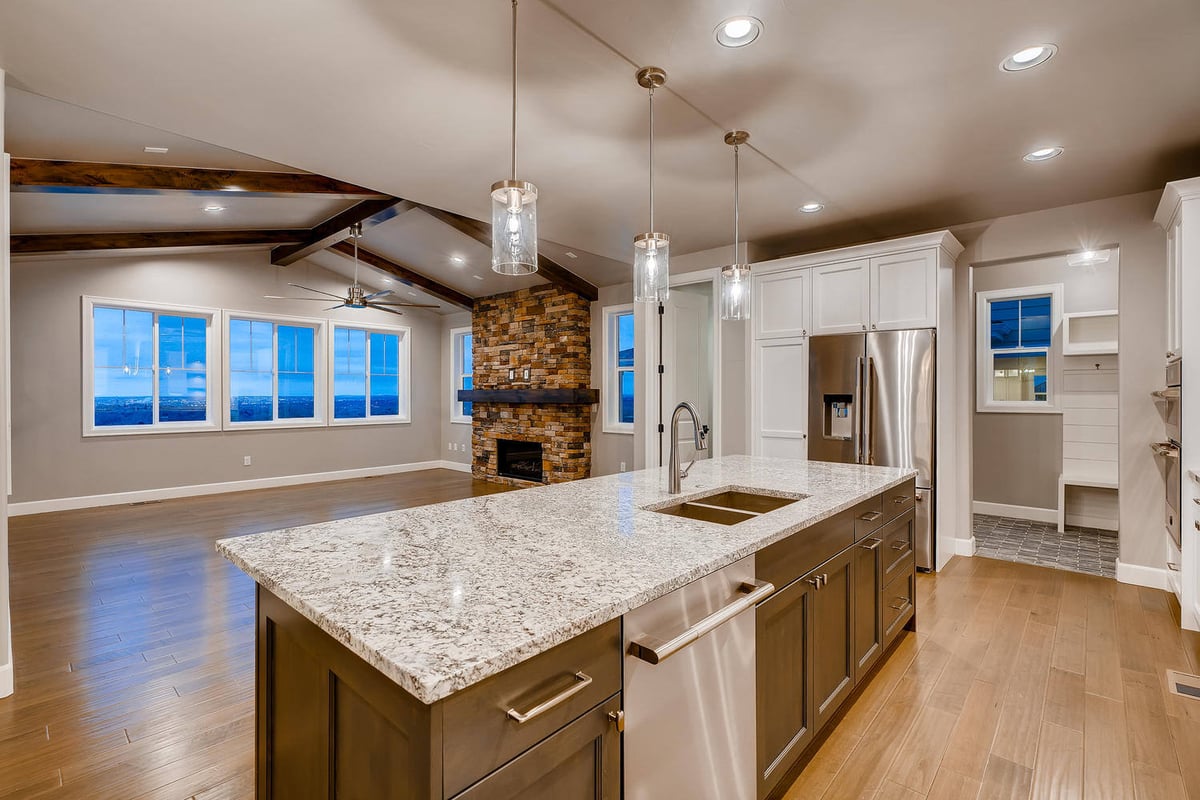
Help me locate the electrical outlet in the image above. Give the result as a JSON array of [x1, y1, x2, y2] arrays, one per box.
[[522, 367, 530, 380], [619, 462, 627, 472], [448, 442, 454, 451], [508, 368, 515, 380], [243, 456, 252, 467]]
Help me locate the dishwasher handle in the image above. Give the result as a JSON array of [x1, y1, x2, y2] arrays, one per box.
[[626, 579, 775, 665]]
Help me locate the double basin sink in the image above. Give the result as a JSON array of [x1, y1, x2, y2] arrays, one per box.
[[650, 489, 805, 526]]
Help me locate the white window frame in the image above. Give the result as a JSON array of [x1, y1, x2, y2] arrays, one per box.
[[450, 325, 473, 424], [328, 321, 412, 426], [975, 284, 1063, 414], [222, 310, 328, 431], [602, 304, 635, 434], [82, 296, 221, 437]]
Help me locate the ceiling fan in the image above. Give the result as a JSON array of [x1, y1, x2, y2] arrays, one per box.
[[265, 223, 439, 316]]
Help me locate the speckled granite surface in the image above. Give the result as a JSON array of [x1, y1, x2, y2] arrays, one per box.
[[217, 456, 913, 704]]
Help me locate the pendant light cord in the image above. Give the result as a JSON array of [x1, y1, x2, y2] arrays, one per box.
[[648, 84, 655, 232], [511, 0, 518, 180], [733, 143, 740, 257]]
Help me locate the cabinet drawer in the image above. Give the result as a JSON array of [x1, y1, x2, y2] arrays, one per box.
[[851, 494, 885, 541], [880, 509, 915, 584], [883, 569, 915, 644], [442, 620, 622, 797], [882, 479, 917, 522], [758, 508, 854, 590]]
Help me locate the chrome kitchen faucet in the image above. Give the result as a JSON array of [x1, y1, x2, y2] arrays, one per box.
[[669, 401, 708, 494]]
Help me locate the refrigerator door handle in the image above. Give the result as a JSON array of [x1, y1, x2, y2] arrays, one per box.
[[863, 356, 875, 465], [854, 355, 865, 463]]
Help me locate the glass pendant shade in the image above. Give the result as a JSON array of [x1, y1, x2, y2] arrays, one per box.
[[720, 264, 751, 320], [633, 232, 670, 303], [490, 180, 538, 275]]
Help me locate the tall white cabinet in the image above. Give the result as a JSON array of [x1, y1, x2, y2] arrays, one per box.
[[749, 231, 962, 570], [1155, 177, 1200, 631]]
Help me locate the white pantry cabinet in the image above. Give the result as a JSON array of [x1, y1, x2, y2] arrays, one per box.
[[754, 268, 811, 340], [751, 336, 808, 460]]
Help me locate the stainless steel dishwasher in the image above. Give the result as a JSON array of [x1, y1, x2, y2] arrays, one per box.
[[623, 555, 774, 799]]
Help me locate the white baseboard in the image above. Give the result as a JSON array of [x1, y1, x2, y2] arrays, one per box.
[[1115, 559, 1171, 591], [0, 661, 11, 699], [8, 460, 467, 516], [972, 501, 1057, 524], [955, 536, 978, 557]]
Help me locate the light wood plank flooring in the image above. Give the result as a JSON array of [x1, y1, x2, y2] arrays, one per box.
[[2, 472, 1198, 798]]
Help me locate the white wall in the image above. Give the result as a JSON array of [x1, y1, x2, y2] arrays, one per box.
[[952, 190, 1166, 569], [8, 249, 448, 505], [591, 282, 634, 476], [1, 69, 14, 698], [441, 310, 472, 467]]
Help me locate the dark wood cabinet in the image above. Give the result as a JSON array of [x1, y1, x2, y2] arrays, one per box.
[[452, 695, 621, 800], [852, 535, 884, 679], [756, 574, 814, 800], [810, 548, 855, 732]]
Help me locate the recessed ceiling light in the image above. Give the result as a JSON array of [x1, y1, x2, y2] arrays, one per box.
[[408, 291, 418, 297], [799, 202, 824, 213], [564, 251, 578, 259], [202, 205, 226, 213], [473, 274, 485, 281], [1023, 146, 1063, 162], [143, 146, 170, 154], [382, 278, 393, 284], [450, 256, 465, 264], [1067, 249, 1111, 267], [715, 16, 762, 48], [1000, 44, 1057, 72]]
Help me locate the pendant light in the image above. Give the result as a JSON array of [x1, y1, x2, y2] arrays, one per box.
[[720, 130, 751, 321], [633, 66, 669, 303], [491, 0, 538, 275]]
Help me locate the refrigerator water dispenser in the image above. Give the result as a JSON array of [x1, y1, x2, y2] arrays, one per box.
[[823, 394, 854, 440]]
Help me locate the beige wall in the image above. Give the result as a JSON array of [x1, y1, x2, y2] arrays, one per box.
[[441, 310, 472, 466], [952, 190, 1166, 568], [970, 251, 1119, 511], [591, 282, 634, 476], [9, 249, 447, 504]]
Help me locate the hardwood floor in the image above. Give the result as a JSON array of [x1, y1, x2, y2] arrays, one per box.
[[0, 469, 508, 799], [1, 473, 1198, 799], [784, 555, 1200, 800]]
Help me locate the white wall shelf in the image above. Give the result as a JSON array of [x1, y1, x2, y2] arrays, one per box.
[[1062, 310, 1119, 356]]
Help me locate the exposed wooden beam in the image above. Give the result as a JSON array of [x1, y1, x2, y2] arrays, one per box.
[[417, 205, 599, 302], [270, 198, 413, 266], [11, 229, 307, 254], [329, 241, 474, 311], [10, 159, 389, 199]]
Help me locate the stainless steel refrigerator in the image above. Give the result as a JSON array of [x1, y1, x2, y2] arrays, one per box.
[[809, 329, 936, 569]]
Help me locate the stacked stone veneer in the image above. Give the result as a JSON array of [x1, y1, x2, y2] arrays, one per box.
[[471, 285, 593, 486]]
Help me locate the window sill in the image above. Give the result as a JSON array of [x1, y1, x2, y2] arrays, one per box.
[[450, 417, 472, 425], [83, 422, 222, 437], [329, 417, 412, 427], [224, 419, 329, 432], [602, 424, 635, 436]]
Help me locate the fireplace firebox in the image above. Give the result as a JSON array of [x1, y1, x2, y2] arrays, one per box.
[[497, 439, 544, 483]]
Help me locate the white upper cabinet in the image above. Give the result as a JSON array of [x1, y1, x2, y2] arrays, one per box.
[[869, 250, 937, 330], [810, 260, 869, 335], [754, 268, 810, 340]]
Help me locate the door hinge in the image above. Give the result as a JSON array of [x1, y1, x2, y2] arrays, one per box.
[[657, 304, 665, 315], [657, 423, 665, 434], [657, 364, 665, 374]]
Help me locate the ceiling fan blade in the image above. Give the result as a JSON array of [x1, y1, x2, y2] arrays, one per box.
[[364, 289, 394, 300], [287, 283, 348, 301], [325, 304, 347, 311], [371, 301, 441, 308], [264, 295, 344, 301], [370, 304, 406, 317]]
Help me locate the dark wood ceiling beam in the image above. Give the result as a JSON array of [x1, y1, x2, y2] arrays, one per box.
[[417, 205, 599, 302], [329, 241, 474, 311], [270, 198, 414, 266], [9, 159, 389, 199], [11, 229, 307, 254]]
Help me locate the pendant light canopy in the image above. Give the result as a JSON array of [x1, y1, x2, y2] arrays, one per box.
[[633, 66, 669, 304], [720, 130, 751, 321], [491, 0, 538, 275]]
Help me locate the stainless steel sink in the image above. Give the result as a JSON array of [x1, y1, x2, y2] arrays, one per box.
[[649, 489, 804, 526]]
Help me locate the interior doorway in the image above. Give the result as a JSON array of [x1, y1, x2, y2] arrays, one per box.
[[660, 280, 716, 467]]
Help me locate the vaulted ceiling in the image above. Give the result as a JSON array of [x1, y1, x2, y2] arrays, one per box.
[[2, 0, 1199, 291]]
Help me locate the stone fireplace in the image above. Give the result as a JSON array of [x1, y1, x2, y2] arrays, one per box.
[[496, 439, 543, 483], [464, 285, 596, 486]]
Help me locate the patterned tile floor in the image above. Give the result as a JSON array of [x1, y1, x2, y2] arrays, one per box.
[[972, 514, 1119, 578]]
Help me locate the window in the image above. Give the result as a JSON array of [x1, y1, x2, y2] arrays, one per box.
[[226, 313, 323, 427], [976, 284, 1062, 412], [84, 298, 218, 435], [451, 326, 473, 423], [603, 305, 635, 433], [331, 323, 411, 423]]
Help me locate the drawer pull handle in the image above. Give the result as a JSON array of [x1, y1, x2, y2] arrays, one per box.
[[889, 597, 910, 610], [861, 537, 883, 551], [627, 579, 776, 665], [893, 495, 910, 504], [808, 577, 822, 588], [891, 540, 909, 551], [859, 511, 883, 522], [506, 672, 593, 724]]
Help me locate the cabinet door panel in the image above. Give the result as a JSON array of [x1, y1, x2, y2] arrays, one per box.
[[811, 260, 869, 335], [852, 539, 884, 679], [870, 251, 936, 330], [753, 338, 807, 459], [756, 578, 813, 800], [811, 549, 855, 732], [754, 269, 810, 340], [453, 696, 621, 800]]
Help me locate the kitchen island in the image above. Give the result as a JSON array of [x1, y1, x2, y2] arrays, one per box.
[[218, 455, 919, 799]]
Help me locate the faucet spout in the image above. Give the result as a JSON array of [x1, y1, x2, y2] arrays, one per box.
[[668, 401, 708, 494]]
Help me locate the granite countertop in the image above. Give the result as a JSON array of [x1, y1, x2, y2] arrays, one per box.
[[217, 455, 914, 704]]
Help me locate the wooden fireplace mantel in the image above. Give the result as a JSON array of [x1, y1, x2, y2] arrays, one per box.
[[457, 388, 599, 405]]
